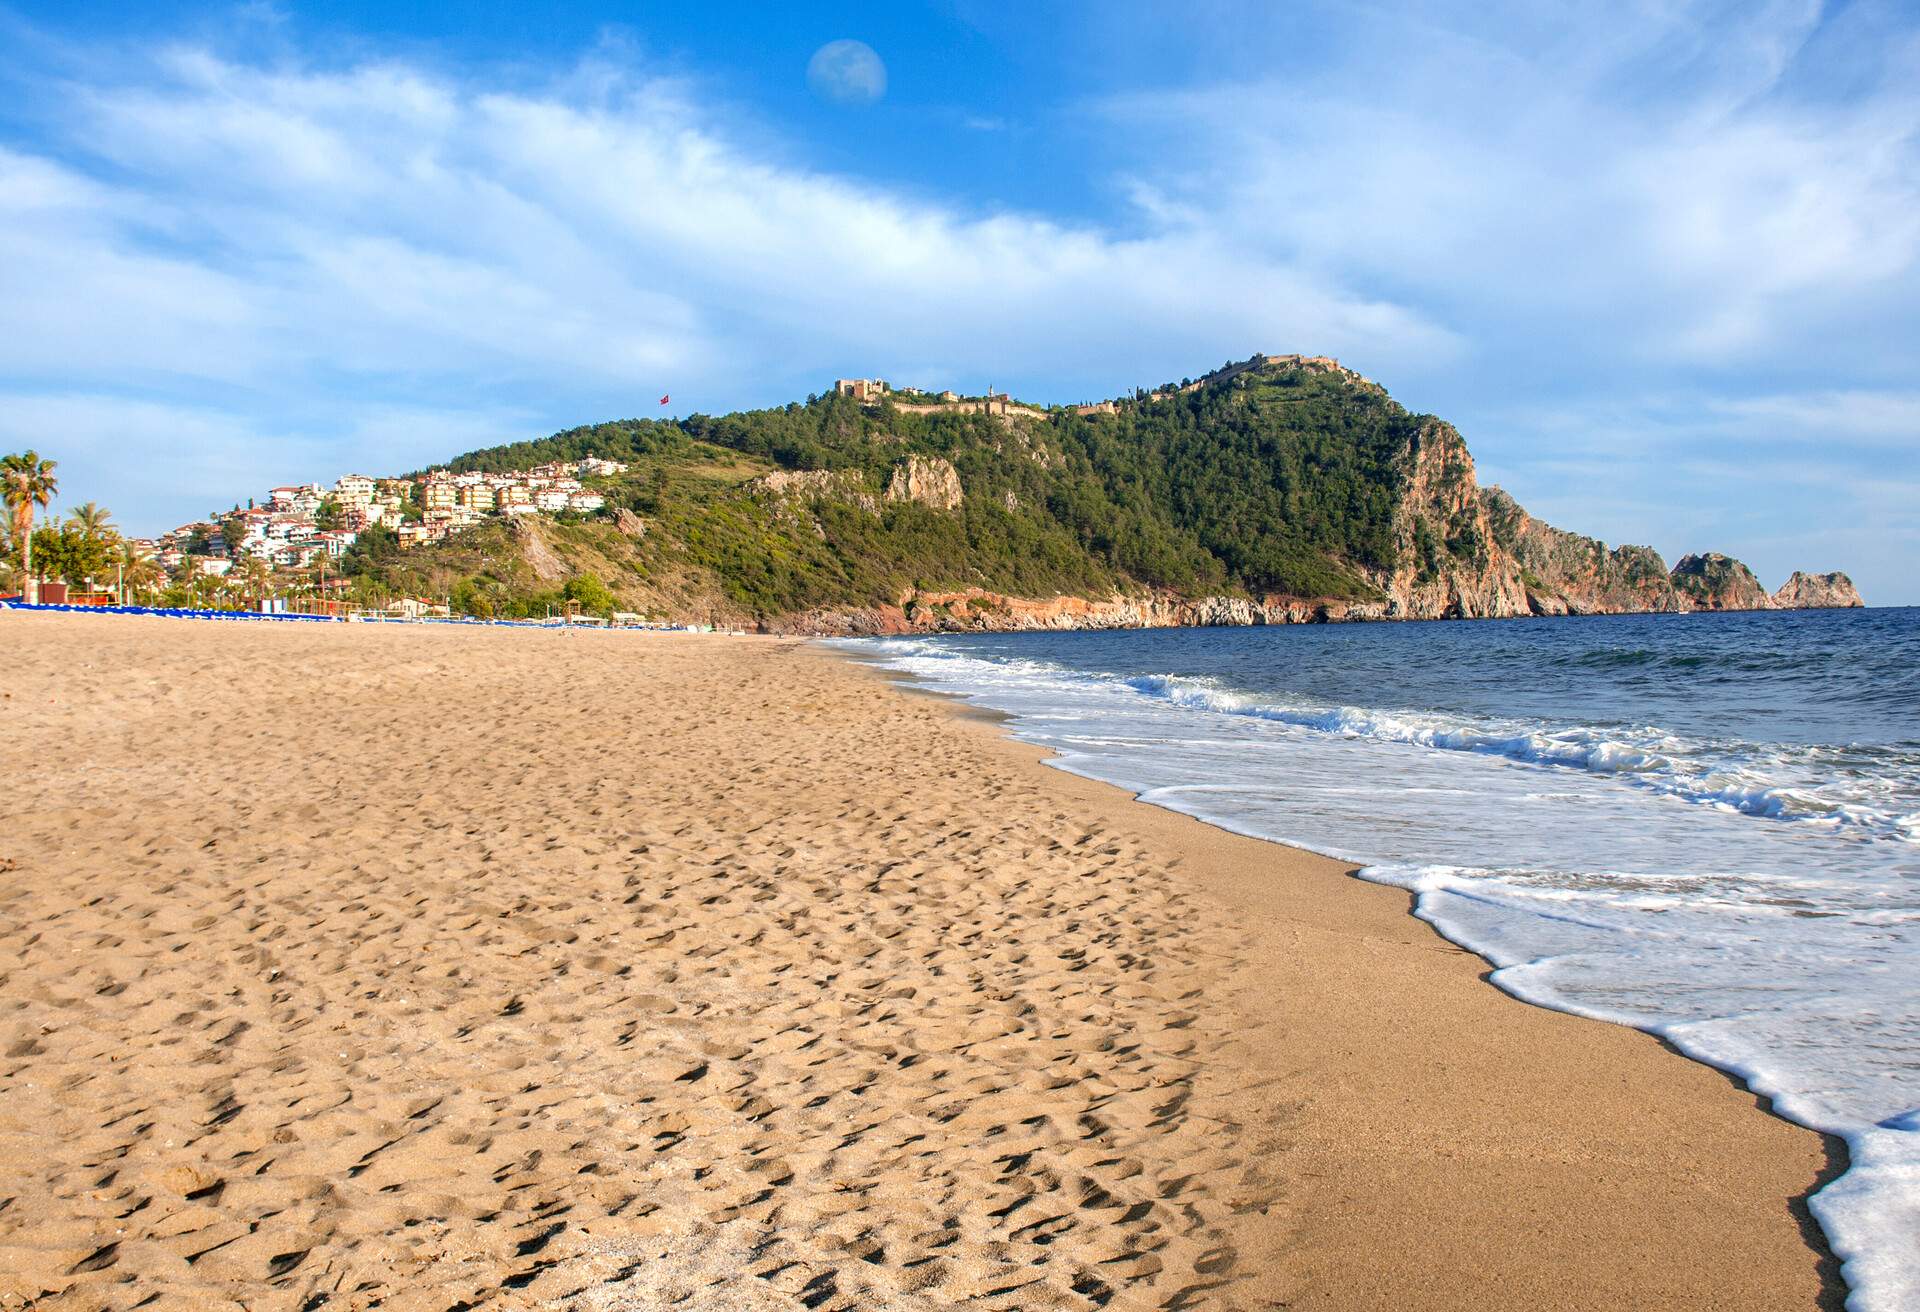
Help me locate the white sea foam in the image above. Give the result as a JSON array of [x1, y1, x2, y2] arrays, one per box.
[[849, 633, 1920, 1312], [1115, 671, 1915, 840]]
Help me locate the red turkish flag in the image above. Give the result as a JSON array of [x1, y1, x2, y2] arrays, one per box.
[[659, 394, 670, 405]]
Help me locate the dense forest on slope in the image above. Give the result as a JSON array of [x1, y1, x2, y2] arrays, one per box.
[[396, 362, 1417, 617], [354, 356, 1857, 627]]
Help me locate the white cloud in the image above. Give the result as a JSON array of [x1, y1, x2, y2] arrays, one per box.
[[1092, 1, 1920, 376], [1710, 390, 1920, 445], [0, 40, 1459, 536]]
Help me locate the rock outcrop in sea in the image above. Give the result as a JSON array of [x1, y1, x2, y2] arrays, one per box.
[[1670, 552, 1776, 611], [1771, 570, 1865, 610]]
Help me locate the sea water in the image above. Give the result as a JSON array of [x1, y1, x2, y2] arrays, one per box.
[[847, 608, 1919, 1310]]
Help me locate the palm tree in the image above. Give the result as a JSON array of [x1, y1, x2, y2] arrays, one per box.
[[240, 555, 274, 606], [118, 542, 164, 602], [2, 451, 58, 599], [168, 554, 200, 605], [68, 501, 114, 538], [62, 502, 120, 596]]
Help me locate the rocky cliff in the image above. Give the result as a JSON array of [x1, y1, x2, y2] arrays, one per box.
[[1772, 570, 1865, 610], [1670, 553, 1775, 611], [1339, 420, 1751, 622], [1478, 489, 1690, 615], [764, 586, 1397, 637], [1277, 411, 1858, 627], [748, 468, 877, 512], [1361, 420, 1531, 619], [771, 422, 1859, 634], [885, 455, 964, 510]]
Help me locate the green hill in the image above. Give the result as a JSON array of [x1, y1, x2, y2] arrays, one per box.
[[343, 354, 1845, 629]]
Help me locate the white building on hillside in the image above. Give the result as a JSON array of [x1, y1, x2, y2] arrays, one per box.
[[334, 474, 376, 509]]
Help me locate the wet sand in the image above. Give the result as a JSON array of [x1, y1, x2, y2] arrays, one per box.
[[0, 613, 1834, 1309]]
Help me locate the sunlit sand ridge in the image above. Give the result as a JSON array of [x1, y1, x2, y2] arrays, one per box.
[[0, 613, 1830, 1310], [0, 617, 1277, 1309]]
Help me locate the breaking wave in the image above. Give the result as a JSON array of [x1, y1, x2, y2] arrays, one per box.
[[851, 609, 1920, 1311]]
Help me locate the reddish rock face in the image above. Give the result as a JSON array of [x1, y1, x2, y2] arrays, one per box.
[[1365, 420, 1531, 619], [1479, 489, 1691, 616], [1772, 571, 1865, 610], [1670, 552, 1775, 611], [759, 587, 1382, 636], [755, 430, 1866, 636]]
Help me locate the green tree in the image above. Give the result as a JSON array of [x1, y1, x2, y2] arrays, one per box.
[[67, 501, 122, 593], [117, 542, 164, 601], [450, 577, 494, 619], [32, 519, 113, 588], [161, 558, 226, 609], [239, 555, 274, 604], [314, 495, 343, 530], [563, 572, 617, 616], [340, 523, 400, 576], [162, 554, 205, 606], [2, 450, 58, 594], [68, 502, 115, 538], [219, 515, 249, 557]]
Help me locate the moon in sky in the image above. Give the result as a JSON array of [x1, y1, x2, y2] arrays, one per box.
[[807, 40, 887, 106]]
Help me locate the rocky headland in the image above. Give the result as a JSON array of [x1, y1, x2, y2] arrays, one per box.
[[1771, 570, 1866, 610], [762, 422, 1864, 636], [376, 353, 1864, 633]]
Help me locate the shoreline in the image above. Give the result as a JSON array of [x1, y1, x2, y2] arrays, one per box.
[[0, 612, 1841, 1309], [756, 589, 1877, 639], [821, 638, 1848, 1308]]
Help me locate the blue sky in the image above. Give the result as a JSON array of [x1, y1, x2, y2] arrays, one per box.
[[2, 1, 1916, 601]]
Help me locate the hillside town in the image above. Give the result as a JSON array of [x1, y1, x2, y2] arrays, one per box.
[[143, 458, 625, 578]]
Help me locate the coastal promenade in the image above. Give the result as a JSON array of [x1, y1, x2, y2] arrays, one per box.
[[0, 612, 1832, 1309]]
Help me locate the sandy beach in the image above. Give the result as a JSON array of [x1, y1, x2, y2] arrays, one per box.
[[0, 612, 1834, 1310]]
